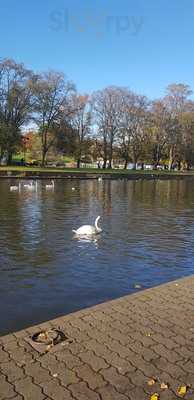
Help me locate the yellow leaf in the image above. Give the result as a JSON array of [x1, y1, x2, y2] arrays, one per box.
[[178, 385, 187, 395], [150, 393, 159, 400], [148, 379, 156, 386]]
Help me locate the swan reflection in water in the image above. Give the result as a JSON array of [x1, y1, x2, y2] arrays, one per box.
[[73, 232, 101, 249]]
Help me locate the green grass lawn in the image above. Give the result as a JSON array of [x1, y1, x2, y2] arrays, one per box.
[[0, 165, 191, 175]]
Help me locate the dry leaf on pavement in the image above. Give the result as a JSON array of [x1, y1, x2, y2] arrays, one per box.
[[150, 393, 159, 400], [148, 379, 156, 386], [160, 382, 168, 389], [177, 385, 188, 396]]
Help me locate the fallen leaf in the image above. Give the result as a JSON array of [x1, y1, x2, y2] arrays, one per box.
[[150, 393, 159, 400], [160, 382, 168, 389], [146, 333, 152, 337], [177, 385, 187, 396], [148, 379, 156, 386]]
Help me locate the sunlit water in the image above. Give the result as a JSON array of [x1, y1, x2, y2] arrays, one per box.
[[0, 178, 194, 335]]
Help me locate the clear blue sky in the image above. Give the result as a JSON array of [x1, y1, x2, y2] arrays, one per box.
[[1, 0, 194, 99]]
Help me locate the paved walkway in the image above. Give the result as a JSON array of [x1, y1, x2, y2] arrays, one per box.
[[1, 276, 194, 400]]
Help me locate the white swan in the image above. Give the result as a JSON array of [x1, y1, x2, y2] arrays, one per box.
[[73, 216, 102, 236], [24, 181, 38, 191], [10, 182, 21, 192], [46, 180, 54, 190]]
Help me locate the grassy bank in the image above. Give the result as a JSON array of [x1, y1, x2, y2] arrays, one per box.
[[0, 165, 194, 179]]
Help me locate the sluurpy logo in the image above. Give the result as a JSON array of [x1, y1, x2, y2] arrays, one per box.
[[49, 8, 144, 38]]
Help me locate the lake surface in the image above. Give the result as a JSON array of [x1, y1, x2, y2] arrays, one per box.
[[0, 178, 194, 335]]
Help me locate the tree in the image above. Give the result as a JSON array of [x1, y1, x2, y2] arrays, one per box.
[[119, 92, 149, 169], [93, 87, 124, 168], [150, 100, 169, 168], [164, 83, 193, 169], [69, 94, 92, 168], [0, 58, 35, 163], [33, 71, 75, 166]]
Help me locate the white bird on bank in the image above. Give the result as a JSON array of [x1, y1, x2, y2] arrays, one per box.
[[46, 180, 55, 190], [10, 182, 21, 192], [73, 216, 102, 236], [24, 181, 38, 191], [98, 177, 102, 182]]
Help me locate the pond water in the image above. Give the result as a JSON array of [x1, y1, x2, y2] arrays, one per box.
[[0, 178, 194, 335]]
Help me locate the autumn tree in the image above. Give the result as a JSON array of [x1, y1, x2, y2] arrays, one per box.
[[33, 71, 75, 166], [164, 83, 193, 169], [119, 92, 149, 169], [0, 58, 35, 164]]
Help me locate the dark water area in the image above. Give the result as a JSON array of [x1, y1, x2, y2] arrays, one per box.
[[0, 178, 194, 335]]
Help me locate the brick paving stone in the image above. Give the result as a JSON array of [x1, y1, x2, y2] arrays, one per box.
[[1, 276, 194, 400], [14, 376, 45, 400], [24, 361, 51, 384], [100, 367, 134, 394], [0, 374, 16, 399], [105, 353, 135, 375], [58, 367, 80, 386], [127, 387, 147, 400], [78, 350, 109, 372], [0, 334, 16, 345], [8, 347, 33, 366], [56, 349, 82, 369], [0, 360, 25, 382], [69, 381, 101, 400], [151, 343, 182, 363], [41, 379, 74, 400], [97, 384, 129, 400], [73, 364, 106, 390]]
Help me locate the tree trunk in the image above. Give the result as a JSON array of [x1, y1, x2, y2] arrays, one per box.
[[0, 148, 4, 164], [168, 146, 174, 170], [123, 159, 128, 169], [177, 160, 181, 171], [108, 142, 113, 169], [77, 159, 81, 168], [7, 151, 13, 165], [103, 159, 107, 169], [41, 148, 47, 167]]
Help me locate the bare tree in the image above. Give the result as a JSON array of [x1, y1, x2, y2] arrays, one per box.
[[33, 71, 75, 166], [150, 100, 170, 168], [93, 87, 124, 168], [70, 94, 92, 168]]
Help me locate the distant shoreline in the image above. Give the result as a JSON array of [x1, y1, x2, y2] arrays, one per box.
[[0, 167, 194, 180]]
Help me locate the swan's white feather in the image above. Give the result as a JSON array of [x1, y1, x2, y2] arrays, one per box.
[[73, 216, 102, 236], [73, 225, 96, 235]]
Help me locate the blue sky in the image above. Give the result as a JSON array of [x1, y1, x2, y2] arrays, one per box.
[[1, 0, 194, 99]]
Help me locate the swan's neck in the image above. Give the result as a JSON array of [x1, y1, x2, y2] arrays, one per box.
[[95, 217, 101, 232]]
